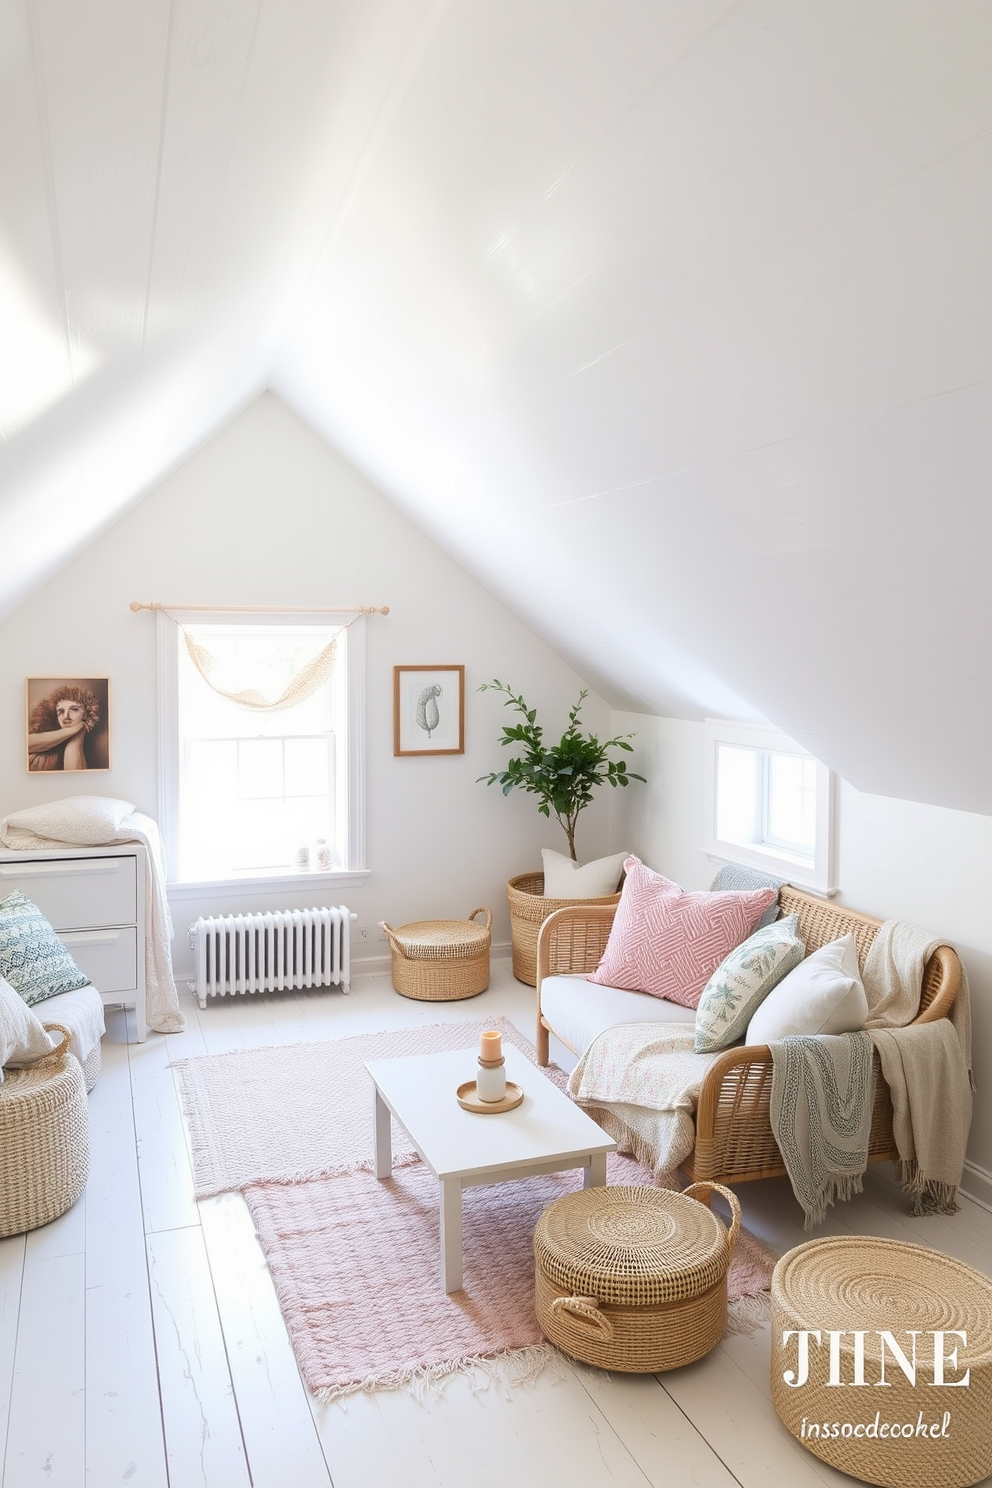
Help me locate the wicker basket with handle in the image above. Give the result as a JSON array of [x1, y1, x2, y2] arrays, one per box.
[[0, 1023, 89, 1237], [507, 872, 621, 986], [381, 908, 492, 1001], [534, 1181, 739, 1371]]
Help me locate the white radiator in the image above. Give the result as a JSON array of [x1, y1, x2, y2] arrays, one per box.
[[188, 906, 354, 1008]]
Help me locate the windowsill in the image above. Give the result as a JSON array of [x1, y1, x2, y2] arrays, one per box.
[[705, 847, 837, 897], [166, 867, 371, 901]]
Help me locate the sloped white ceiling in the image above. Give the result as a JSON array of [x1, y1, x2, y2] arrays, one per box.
[[2, 1, 990, 812]]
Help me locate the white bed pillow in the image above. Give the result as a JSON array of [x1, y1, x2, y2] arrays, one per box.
[[0, 973, 59, 1083], [541, 848, 627, 899], [745, 932, 869, 1043]]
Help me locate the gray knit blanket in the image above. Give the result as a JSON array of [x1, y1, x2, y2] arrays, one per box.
[[769, 1032, 876, 1227]]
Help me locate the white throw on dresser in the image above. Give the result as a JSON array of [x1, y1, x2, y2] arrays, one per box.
[[0, 845, 147, 1041]]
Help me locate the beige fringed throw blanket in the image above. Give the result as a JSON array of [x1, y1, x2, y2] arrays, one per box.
[[770, 921, 972, 1227], [566, 1022, 715, 1183]]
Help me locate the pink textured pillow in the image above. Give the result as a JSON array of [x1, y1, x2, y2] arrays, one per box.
[[588, 856, 777, 1008]]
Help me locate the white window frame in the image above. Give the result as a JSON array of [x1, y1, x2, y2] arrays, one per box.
[[157, 610, 369, 898], [703, 718, 837, 895]]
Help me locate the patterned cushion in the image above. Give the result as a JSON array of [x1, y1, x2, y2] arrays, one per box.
[[588, 856, 777, 1008], [0, 891, 92, 1008], [0, 973, 59, 1081], [693, 915, 805, 1053]]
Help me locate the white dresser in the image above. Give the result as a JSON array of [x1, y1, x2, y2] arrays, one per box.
[[0, 845, 147, 1041]]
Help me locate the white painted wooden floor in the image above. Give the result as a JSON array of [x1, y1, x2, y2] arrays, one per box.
[[2, 958, 989, 1488]]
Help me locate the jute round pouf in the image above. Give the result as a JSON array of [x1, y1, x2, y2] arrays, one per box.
[[771, 1236, 992, 1488], [0, 1026, 89, 1238], [534, 1182, 739, 1372], [380, 908, 491, 1001]]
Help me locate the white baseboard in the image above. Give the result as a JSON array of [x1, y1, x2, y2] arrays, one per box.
[[349, 951, 391, 977], [960, 1160, 992, 1214], [175, 938, 515, 991]]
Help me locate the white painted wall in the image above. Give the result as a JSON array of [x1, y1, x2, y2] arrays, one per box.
[[0, 394, 617, 975], [609, 711, 992, 1186]]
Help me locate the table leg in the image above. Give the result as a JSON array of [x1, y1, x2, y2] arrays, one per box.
[[585, 1152, 607, 1188], [372, 1087, 392, 1179], [439, 1178, 463, 1293]]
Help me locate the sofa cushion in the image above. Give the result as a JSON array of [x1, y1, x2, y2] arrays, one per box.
[[541, 848, 627, 899], [541, 974, 693, 1056], [0, 973, 59, 1081], [40, 984, 106, 1077], [588, 856, 777, 1009], [693, 914, 805, 1053], [0, 891, 92, 1007], [745, 932, 869, 1042]]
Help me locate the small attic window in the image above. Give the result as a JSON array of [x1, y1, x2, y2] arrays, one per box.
[[704, 719, 836, 895]]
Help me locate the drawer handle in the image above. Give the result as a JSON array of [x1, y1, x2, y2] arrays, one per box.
[[0, 862, 119, 877], [60, 930, 123, 945]]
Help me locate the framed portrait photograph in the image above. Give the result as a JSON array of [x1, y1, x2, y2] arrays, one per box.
[[26, 677, 111, 773], [394, 665, 465, 756]]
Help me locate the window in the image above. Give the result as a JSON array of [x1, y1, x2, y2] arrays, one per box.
[[157, 612, 366, 888], [704, 719, 836, 894]]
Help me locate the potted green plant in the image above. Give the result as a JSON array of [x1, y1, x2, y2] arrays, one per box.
[[478, 680, 645, 983]]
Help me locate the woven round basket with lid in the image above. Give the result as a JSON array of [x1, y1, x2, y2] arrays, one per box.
[[380, 908, 491, 1001], [534, 1181, 739, 1371], [771, 1236, 992, 1488]]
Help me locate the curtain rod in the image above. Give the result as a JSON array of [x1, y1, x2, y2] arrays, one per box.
[[130, 601, 389, 615]]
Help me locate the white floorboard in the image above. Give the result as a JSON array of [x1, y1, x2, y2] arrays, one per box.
[[2, 957, 990, 1488]]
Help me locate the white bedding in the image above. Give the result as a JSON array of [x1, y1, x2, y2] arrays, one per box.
[[0, 796, 186, 1034]]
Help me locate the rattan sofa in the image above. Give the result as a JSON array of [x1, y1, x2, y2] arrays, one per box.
[[535, 885, 962, 1188]]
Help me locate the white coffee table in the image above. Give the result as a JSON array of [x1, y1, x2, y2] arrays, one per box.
[[364, 1043, 616, 1293]]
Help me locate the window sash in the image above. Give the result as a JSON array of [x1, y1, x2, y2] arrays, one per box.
[[157, 610, 366, 886], [705, 720, 836, 894]]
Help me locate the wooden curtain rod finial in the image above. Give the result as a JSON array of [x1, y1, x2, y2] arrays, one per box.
[[129, 601, 390, 615]]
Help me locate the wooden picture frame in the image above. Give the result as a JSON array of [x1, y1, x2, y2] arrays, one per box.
[[26, 676, 111, 772], [393, 666, 465, 756]]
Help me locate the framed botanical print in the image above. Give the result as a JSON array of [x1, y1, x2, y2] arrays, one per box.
[[393, 666, 464, 756]]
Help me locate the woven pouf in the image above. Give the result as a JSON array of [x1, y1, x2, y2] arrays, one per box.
[[534, 1182, 740, 1371], [0, 1026, 89, 1238], [771, 1236, 992, 1488], [381, 908, 491, 1001]]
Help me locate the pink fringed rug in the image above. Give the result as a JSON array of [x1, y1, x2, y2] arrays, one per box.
[[245, 1150, 775, 1400], [175, 1014, 775, 1398]]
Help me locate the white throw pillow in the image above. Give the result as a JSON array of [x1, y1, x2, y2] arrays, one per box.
[[0, 794, 134, 846], [541, 848, 627, 899], [0, 973, 59, 1083], [745, 933, 869, 1044]]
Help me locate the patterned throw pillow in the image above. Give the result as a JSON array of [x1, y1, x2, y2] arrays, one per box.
[[0, 891, 92, 1008], [587, 856, 777, 1009], [693, 915, 805, 1053]]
